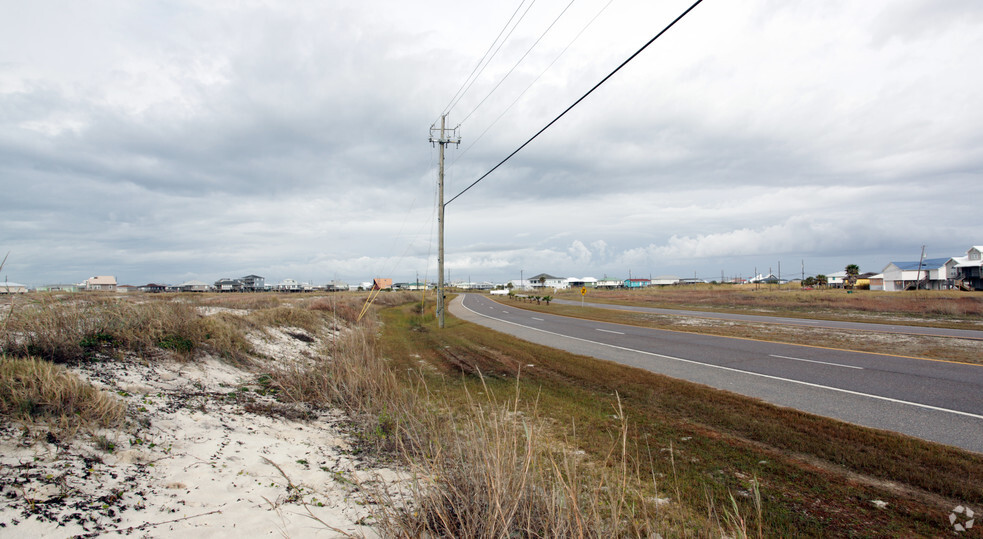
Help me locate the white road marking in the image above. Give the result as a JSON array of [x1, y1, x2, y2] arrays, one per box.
[[532, 317, 544, 321], [769, 354, 863, 370], [459, 296, 983, 421], [596, 328, 625, 335]]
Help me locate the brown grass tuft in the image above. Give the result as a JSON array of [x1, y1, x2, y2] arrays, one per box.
[[0, 356, 125, 431]]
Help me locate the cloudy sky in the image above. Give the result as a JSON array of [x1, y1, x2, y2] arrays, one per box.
[[3, 1, 982, 286]]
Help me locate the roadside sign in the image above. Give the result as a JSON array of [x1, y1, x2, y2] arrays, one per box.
[[581, 287, 587, 296]]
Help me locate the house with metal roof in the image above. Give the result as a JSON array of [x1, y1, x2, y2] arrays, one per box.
[[951, 246, 983, 290], [0, 282, 28, 294], [880, 258, 955, 291], [528, 273, 569, 289], [177, 280, 212, 292]]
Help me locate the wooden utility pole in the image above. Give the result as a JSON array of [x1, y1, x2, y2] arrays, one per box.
[[430, 115, 460, 328]]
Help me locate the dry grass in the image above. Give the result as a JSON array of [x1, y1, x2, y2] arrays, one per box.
[[0, 294, 260, 363], [266, 302, 674, 536], [562, 285, 983, 327], [0, 356, 125, 432], [377, 300, 983, 537]]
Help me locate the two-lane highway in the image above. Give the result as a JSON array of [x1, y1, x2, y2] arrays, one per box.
[[551, 298, 983, 340], [450, 294, 983, 453]]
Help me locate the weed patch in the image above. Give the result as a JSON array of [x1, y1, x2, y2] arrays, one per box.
[[0, 356, 125, 432]]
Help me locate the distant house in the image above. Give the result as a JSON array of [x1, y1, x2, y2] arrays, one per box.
[[84, 276, 117, 292], [825, 271, 848, 288], [528, 273, 569, 289], [0, 282, 28, 294], [567, 277, 598, 289], [624, 278, 651, 288], [139, 283, 167, 293], [273, 279, 303, 292], [952, 246, 983, 290], [36, 284, 79, 293], [178, 280, 212, 292], [595, 277, 622, 289], [326, 280, 349, 292], [651, 275, 680, 286], [215, 278, 244, 292], [240, 275, 265, 292], [881, 258, 955, 291]]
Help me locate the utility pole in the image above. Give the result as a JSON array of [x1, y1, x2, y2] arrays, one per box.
[[430, 115, 460, 329]]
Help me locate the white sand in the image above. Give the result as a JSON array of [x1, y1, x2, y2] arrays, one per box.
[[0, 327, 399, 537]]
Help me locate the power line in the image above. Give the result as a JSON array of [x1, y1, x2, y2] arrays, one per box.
[[458, 0, 575, 125], [441, 1, 537, 120], [439, 1, 527, 119], [446, 0, 705, 206], [449, 0, 614, 170]]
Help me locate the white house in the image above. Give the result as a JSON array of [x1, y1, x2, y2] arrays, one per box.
[[825, 271, 847, 288], [651, 275, 680, 286], [0, 282, 28, 294], [595, 278, 622, 289], [527, 273, 570, 289], [952, 246, 983, 290], [881, 257, 955, 291], [274, 279, 303, 292]]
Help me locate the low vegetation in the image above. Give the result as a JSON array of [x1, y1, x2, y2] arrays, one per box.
[[558, 285, 983, 327], [2, 288, 980, 537], [0, 356, 125, 432]]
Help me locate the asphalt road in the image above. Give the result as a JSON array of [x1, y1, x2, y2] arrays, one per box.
[[450, 294, 983, 453], [551, 298, 983, 340]]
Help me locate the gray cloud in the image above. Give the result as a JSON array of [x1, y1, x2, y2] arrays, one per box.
[[2, 1, 982, 286]]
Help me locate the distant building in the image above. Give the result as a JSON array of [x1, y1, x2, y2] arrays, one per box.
[[36, 284, 79, 293], [528, 273, 568, 289], [139, 283, 167, 293], [84, 276, 117, 292], [0, 282, 28, 294], [624, 278, 651, 288], [240, 275, 265, 292], [881, 258, 954, 291], [952, 246, 983, 290], [651, 275, 680, 286], [567, 277, 598, 289], [177, 280, 212, 292], [326, 280, 349, 292], [215, 278, 244, 292], [825, 271, 847, 288]]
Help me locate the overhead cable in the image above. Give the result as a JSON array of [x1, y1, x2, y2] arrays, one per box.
[[443, 0, 538, 119], [449, 0, 614, 169], [458, 0, 575, 125], [439, 1, 528, 119], [446, 0, 705, 206]]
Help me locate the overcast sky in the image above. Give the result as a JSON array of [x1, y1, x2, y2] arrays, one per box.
[[3, 1, 982, 286]]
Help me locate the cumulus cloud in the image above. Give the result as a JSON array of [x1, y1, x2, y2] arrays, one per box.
[[1, 1, 981, 285]]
